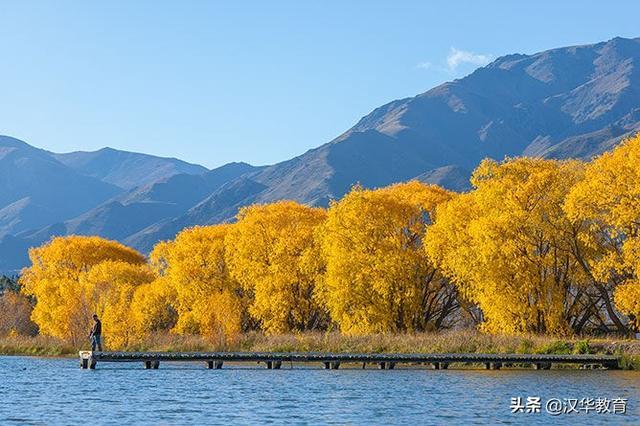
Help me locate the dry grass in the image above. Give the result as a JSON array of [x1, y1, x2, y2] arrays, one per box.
[[2, 330, 638, 362], [228, 331, 640, 357], [0, 330, 640, 356], [0, 334, 75, 356]]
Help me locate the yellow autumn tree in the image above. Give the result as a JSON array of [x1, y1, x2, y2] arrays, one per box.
[[130, 240, 179, 335], [614, 282, 640, 331], [565, 134, 640, 332], [0, 291, 37, 337], [614, 236, 640, 330], [226, 201, 327, 334], [79, 261, 155, 348], [318, 181, 456, 335], [149, 225, 246, 342], [426, 158, 590, 334], [20, 236, 146, 345], [130, 278, 178, 337]]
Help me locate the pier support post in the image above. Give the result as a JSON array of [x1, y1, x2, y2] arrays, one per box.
[[433, 362, 440, 370], [206, 360, 223, 369], [323, 362, 330, 369], [378, 362, 395, 370], [265, 361, 273, 369], [330, 362, 340, 370], [80, 358, 96, 369], [144, 360, 160, 369], [485, 362, 491, 370]]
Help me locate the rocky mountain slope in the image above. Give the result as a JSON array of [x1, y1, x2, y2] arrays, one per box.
[[2, 36, 640, 272], [127, 37, 640, 252]]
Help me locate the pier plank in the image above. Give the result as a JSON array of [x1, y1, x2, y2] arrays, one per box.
[[79, 351, 620, 370]]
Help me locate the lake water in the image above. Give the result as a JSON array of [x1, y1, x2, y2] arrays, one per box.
[[0, 356, 637, 425]]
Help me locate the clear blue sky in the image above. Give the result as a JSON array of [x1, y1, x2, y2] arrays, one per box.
[[1, 1, 639, 168]]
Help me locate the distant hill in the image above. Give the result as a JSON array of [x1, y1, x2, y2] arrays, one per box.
[[52, 147, 207, 189], [2, 36, 640, 272], [414, 166, 471, 191], [8, 163, 258, 270], [125, 175, 268, 253], [34, 161, 257, 241], [0, 136, 122, 237]]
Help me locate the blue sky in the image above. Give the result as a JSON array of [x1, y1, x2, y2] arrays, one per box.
[[1, 1, 639, 168]]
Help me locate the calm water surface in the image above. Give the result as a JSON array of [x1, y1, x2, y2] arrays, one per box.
[[0, 356, 637, 425]]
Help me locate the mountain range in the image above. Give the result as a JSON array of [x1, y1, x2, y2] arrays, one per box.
[[1, 36, 639, 272]]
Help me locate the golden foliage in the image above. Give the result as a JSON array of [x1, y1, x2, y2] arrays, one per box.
[[564, 134, 640, 332], [79, 261, 155, 348], [20, 236, 146, 345], [426, 158, 588, 334], [226, 201, 327, 334], [614, 238, 640, 330], [149, 225, 245, 342], [16, 136, 640, 342], [565, 135, 640, 237], [615, 280, 640, 330], [130, 278, 178, 335], [319, 181, 456, 334]]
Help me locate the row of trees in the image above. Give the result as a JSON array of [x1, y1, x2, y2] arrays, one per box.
[[0, 275, 37, 337], [13, 135, 640, 347]]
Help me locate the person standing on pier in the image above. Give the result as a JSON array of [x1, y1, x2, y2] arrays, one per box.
[[89, 314, 103, 352]]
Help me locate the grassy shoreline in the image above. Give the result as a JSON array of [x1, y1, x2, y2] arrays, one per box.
[[2, 331, 639, 369]]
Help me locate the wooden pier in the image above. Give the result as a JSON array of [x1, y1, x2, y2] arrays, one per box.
[[79, 351, 620, 370]]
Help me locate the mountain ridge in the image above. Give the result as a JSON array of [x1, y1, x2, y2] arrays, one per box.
[[52, 146, 208, 189], [2, 36, 640, 272], [0, 135, 123, 237], [125, 36, 640, 252]]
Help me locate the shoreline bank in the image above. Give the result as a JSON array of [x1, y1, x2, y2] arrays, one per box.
[[2, 331, 639, 369]]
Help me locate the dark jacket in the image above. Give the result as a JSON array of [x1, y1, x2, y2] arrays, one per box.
[[90, 319, 102, 337]]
